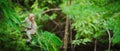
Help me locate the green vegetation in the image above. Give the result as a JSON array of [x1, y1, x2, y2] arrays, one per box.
[[0, 0, 120, 51]]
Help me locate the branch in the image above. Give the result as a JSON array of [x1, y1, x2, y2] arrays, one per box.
[[63, 16, 69, 51], [104, 20, 111, 51], [107, 30, 111, 51], [42, 8, 61, 14], [94, 39, 97, 51]]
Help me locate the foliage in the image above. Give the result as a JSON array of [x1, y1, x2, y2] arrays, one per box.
[[0, 0, 29, 51], [61, 0, 106, 45], [31, 31, 62, 51], [0, 0, 62, 51], [105, 1, 120, 45], [1, 0, 120, 51], [0, 0, 21, 32], [61, 0, 120, 46]]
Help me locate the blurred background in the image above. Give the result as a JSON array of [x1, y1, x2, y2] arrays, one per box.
[[0, 0, 120, 51]]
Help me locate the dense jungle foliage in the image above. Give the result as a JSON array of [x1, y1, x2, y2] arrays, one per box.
[[0, 0, 120, 51]]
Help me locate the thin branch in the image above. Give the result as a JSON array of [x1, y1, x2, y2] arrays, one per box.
[[107, 30, 111, 51], [103, 20, 111, 51], [70, 19, 74, 51], [51, 25, 57, 32], [51, 20, 59, 26], [42, 8, 61, 14], [94, 39, 97, 51]]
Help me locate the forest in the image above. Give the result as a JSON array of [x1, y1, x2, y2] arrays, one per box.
[[0, 0, 120, 51]]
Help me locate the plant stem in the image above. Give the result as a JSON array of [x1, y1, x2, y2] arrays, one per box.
[[107, 30, 111, 51], [94, 39, 97, 51], [70, 19, 74, 51]]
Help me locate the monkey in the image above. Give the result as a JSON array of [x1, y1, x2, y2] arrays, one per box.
[[22, 13, 37, 43]]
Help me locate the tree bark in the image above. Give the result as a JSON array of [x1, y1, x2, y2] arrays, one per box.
[[63, 0, 72, 51], [63, 16, 69, 51]]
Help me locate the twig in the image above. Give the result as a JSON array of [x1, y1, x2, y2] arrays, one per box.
[[107, 30, 111, 51], [51, 25, 57, 32], [51, 20, 59, 26], [70, 18, 74, 51], [42, 8, 61, 14], [94, 39, 97, 51], [103, 20, 111, 51]]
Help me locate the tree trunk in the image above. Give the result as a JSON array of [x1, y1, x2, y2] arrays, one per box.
[[63, 16, 69, 51], [63, 0, 72, 51]]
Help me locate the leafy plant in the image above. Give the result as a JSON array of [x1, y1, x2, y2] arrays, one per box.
[[60, 0, 108, 45], [31, 31, 62, 51]]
